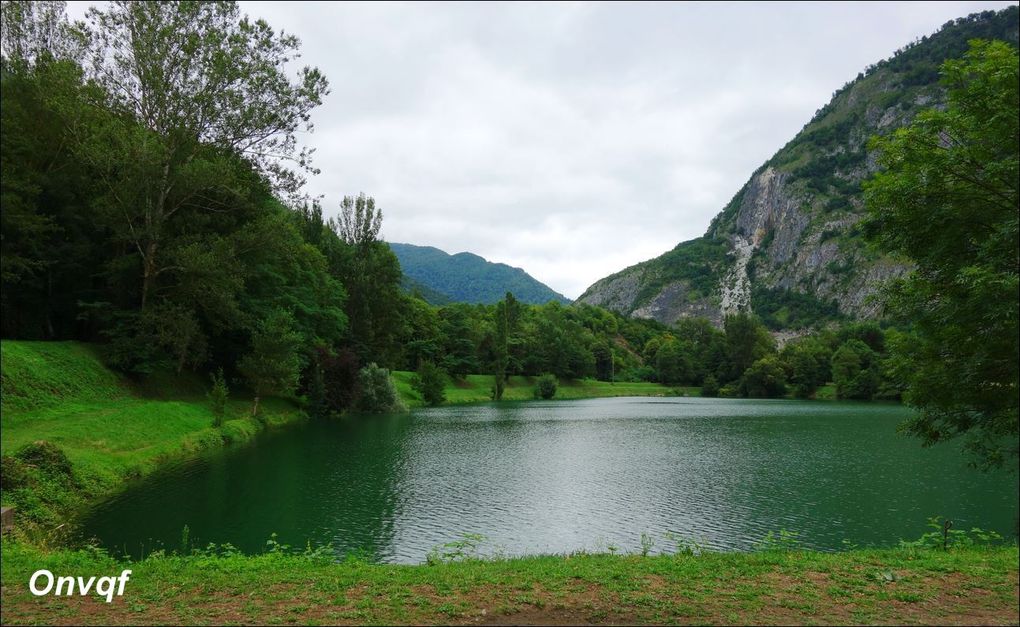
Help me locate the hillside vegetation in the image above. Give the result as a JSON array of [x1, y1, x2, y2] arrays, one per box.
[[389, 242, 570, 305]]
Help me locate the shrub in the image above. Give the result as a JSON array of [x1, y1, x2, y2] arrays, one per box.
[[356, 363, 407, 413], [15, 441, 72, 477], [534, 373, 557, 399]]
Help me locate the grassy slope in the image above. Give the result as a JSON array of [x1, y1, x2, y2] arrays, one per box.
[[1, 541, 1016, 625], [391, 371, 697, 407], [0, 341, 305, 527]]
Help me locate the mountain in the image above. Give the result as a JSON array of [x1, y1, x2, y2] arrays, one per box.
[[400, 275, 453, 306], [389, 242, 571, 305], [577, 7, 1019, 330]]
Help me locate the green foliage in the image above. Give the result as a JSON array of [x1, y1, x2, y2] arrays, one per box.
[[207, 368, 229, 427], [355, 363, 406, 413], [331, 223, 407, 368], [899, 516, 1005, 550], [751, 286, 843, 330], [14, 440, 73, 478], [654, 338, 694, 386], [534, 373, 557, 400], [754, 529, 802, 553], [864, 40, 1019, 468], [831, 339, 880, 400], [425, 533, 488, 565], [781, 338, 832, 399], [740, 355, 788, 399], [411, 361, 447, 406], [491, 292, 523, 398], [630, 237, 731, 308], [723, 313, 776, 381], [238, 310, 303, 416], [390, 243, 569, 305]]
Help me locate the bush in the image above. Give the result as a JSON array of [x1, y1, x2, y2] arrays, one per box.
[[356, 363, 407, 413], [534, 373, 557, 399], [411, 361, 447, 406], [15, 441, 72, 477], [208, 368, 229, 427]]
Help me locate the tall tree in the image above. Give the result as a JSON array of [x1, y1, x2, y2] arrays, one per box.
[[864, 39, 1019, 469], [238, 309, 302, 416], [329, 193, 406, 366], [492, 292, 522, 399], [78, 0, 328, 308]]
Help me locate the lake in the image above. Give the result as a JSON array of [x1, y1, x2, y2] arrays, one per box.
[[78, 397, 1019, 563]]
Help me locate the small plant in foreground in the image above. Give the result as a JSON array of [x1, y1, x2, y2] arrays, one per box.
[[754, 529, 801, 552], [640, 532, 655, 556], [898, 516, 1004, 550], [426, 533, 488, 565], [664, 531, 704, 556]]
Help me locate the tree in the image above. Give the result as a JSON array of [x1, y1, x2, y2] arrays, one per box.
[[207, 367, 229, 427], [238, 309, 302, 416], [328, 194, 406, 366], [356, 363, 405, 413], [491, 292, 522, 399], [412, 360, 446, 406], [781, 338, 831, 399], [723, 313, 775, 382], [701, 374, 720, 398], [831, 340, 879, 400], [655, 339, 691, 386], [740, 355, 787, 398], [79, 0, 328, 308], [864, 40, 1019, 468]]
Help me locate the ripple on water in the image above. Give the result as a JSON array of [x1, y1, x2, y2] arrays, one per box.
[[78, 398, 1019, 562]]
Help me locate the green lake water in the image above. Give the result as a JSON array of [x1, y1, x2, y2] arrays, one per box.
[[78, 397, 1019, 563]]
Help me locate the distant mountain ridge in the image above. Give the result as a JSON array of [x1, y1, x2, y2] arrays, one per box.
[[389, 242, 570, 305], [577, 7, 1019, 330]]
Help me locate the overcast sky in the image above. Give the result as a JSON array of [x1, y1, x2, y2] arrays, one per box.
[[68, 1, 1019, 298]]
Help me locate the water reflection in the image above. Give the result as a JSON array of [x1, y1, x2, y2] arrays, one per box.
[[79, 398, 1019, 563]]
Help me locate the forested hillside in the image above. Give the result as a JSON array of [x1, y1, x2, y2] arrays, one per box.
[[389, 243, 570, 305]]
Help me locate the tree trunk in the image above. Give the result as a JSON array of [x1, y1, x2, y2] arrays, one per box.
[[252, 394, 260, 417], [141, 241, 158, 309]]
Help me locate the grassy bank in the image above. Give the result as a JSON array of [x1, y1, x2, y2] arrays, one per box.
[[1, 540, 1016, 625], [0, 341, 305, 533], [392, 371, 697, 407]]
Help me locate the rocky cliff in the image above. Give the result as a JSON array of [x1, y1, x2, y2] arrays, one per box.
[[577, 8, 1019, 330]]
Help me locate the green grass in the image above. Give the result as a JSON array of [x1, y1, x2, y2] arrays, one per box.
[[1, 540, 1015, 625], [392, 371, 696, 407], [0, 341, 130, 414], [0, 341, 305, 530]]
